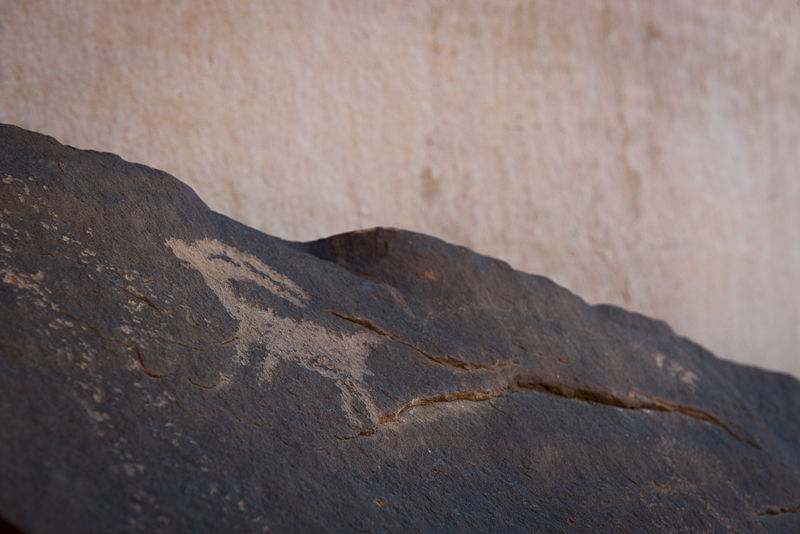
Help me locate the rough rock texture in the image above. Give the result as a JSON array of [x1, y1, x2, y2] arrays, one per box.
[[3, 1, 800, 379], [1, 125, 799, 533]]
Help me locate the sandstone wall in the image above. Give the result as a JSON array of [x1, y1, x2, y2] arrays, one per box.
[[2, 0, 798, 377]]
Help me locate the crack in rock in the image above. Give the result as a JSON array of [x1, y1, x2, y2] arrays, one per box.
[[163, 240, 757, 450], [340, 375, 758, 449], [187, 375, 232, 390], [516, 378, 760, 449], [327, 310, 519, 371], [337, 388, 513, 440], [120, 285, 163, 313], [129, 343, 168, 379], [759, 503, 800, 516]]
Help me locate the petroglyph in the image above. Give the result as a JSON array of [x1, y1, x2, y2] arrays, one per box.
[[166, 238, 382, 425], [653, 352, 699, 387], [1, 267, 60, 312]]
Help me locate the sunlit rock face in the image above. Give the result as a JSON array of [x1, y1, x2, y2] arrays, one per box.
[[1, 124, 799, 533], [1, 1, 799, 378]]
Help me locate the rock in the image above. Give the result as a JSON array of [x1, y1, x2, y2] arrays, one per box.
[[0, 123, 798, 533]]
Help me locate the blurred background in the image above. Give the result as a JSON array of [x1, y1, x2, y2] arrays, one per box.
[[1, 0, 798, 378]]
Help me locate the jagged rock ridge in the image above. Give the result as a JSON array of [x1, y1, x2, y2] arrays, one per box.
[[1, 124, 798, 533]]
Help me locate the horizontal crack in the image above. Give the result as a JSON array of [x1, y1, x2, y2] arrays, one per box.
[[187, 375, 231, 390], [759, 504, 800, 517], [326, 310, 519, 371], [338, 374, 759, 449], [338, 388, 513, 439], [324, 312, 757, 448], [157, 335, 204, 351], [516, 378, 760, 449]]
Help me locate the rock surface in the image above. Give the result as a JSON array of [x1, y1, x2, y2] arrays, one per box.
[[4, 1, 800, 379], [1, 124, 799, 533]]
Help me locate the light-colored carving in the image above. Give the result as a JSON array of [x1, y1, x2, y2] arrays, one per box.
[[1, 267, 59, 312], [166, 237, 382, 425], [653, 352, 699, 387]]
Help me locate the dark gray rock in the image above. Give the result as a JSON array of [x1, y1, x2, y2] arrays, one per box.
[[1, 123, 798, 533]]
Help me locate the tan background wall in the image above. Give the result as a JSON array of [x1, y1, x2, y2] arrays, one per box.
[[2, 0, 799, 377]]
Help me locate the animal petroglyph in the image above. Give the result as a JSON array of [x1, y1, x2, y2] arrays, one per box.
[[166, 237, 382, 426]]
